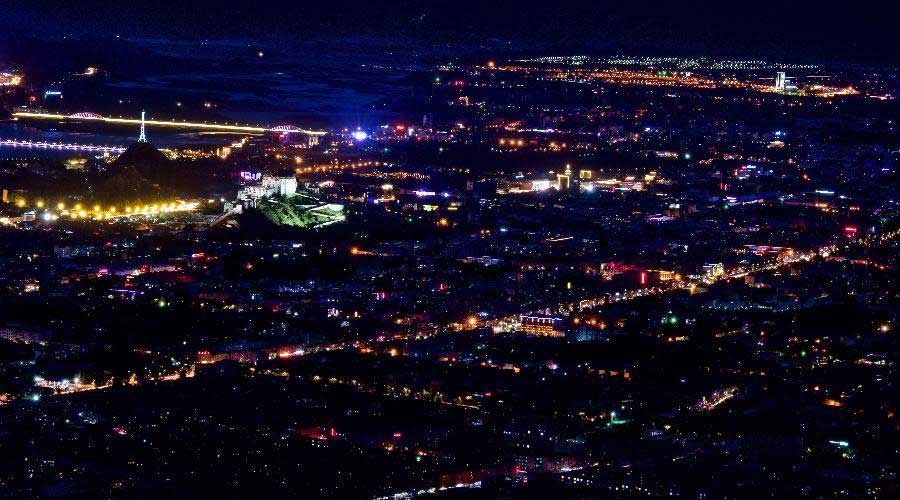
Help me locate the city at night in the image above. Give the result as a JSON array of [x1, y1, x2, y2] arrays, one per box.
[[0, 1, 897, 498]]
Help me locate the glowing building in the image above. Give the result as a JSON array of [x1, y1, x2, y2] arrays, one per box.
[[557, 164, 573, 191], [520, 315, 564, 337]]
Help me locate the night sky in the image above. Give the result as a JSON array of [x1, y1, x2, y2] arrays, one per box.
[[2, 0, 897, 64]]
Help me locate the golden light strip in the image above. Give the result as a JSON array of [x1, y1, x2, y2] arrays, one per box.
[[13, 112, 326, 136]]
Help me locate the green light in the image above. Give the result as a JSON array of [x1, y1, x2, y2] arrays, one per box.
[[605, 418, 629, 428], [800, 350, 807, 357]]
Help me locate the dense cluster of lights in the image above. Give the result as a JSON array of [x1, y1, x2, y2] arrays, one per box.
[[293, 160, 394, 174], [356, 170, 430, 181], [19, 200, 201, 222], [548, 68, 772, 92], [518, 55, 818, 71], [0, 71, 23, 86]]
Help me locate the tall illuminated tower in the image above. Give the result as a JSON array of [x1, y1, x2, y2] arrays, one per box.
[[137, 110, 147, 142], [775, 72, 786, 91], [558, 163, 572, 191]]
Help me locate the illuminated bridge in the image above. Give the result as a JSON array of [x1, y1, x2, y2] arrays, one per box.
[[0, 138, 126, 153], [12, 111, 327, 137]]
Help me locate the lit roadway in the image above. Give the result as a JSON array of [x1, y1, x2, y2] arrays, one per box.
[[0, 137, 126, 153], [12, 111, 327, 136], [497, 231, 888, 325]]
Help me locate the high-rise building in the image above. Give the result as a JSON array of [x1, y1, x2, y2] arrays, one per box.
[[775, 72, 786, 91], [558, 164, 573, 190]]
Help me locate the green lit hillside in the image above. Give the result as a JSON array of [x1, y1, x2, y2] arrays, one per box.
[[255, 195, 344, 228]]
